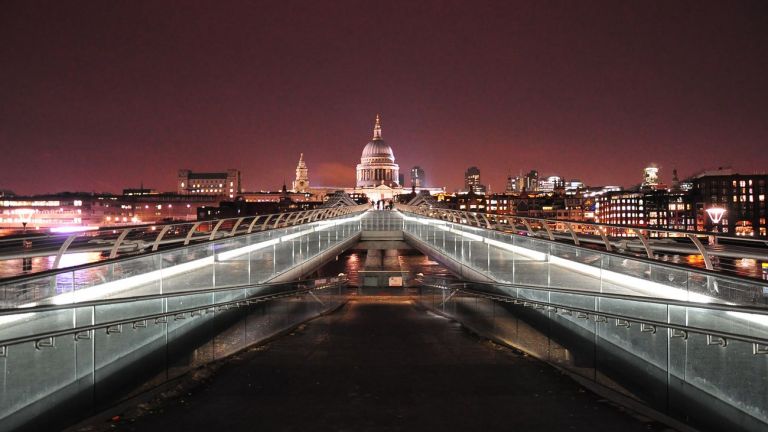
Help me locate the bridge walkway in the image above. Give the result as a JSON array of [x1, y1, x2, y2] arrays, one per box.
[[82, 297, 663, 432]]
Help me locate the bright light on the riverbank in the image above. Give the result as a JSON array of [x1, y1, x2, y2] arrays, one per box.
[[50, 226, 99, 233]]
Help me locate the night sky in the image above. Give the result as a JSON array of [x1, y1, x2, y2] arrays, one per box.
[[1, 1, 767, 195]]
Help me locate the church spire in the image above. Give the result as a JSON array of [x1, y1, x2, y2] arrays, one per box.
[[372, 114, 382, 140]]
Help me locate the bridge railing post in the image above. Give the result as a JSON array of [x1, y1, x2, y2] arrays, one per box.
[[229, 217, 245, 236], [261, 214, 275, 231], [209, 219, 226, 241], [184, 221, 204, 245], [109, 228, 133, 259], [52, 234, 79, 270], [152, 225, 173, 251], [245, 216, 261, 234], [687, 234, 714, 270]]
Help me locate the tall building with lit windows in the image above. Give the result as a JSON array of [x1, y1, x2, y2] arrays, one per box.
[[177, 169, 241, 199], [643, 190, 695, 231], [692, 169, 768, 237], [524, 170, 539, 192], [642, 165, 660, 189], [595, 191, 644, 229], [595, 189, 695, 234], [464, 166, 486, 193], [410, 166, 425, 188]]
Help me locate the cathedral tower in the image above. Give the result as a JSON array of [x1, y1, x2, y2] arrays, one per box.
[[292, 153, 309, 192]]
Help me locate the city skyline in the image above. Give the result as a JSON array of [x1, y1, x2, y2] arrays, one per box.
[[2, 1, 767, 194]]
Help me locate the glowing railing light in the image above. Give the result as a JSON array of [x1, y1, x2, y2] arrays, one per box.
[[7, 212, 365, 309], [406, 212, 723, 304]]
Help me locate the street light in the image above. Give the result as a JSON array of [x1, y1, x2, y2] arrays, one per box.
[[705, 207, 727, 246], [17, 208, 34, 233], [706, 207, 726, 224], [18, 209, 34, 271]]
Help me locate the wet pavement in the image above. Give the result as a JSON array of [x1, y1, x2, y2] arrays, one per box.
[[79, 297, 669, 432]]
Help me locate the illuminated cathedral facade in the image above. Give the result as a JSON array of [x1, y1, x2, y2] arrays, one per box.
[[354, 115, 403, 202]]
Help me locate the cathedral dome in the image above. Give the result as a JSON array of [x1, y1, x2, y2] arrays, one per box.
[[356, 114, 400, 189], [361, 139, 394, 161], [359, 114, 395, 162]]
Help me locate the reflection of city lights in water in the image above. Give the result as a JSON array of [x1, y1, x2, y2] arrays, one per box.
[[684, 254, 763, 278], [738, 258, 756, 269], [731, 258, 762, 278], [0, 252, 106, 279], [49, 252, 103, 269]]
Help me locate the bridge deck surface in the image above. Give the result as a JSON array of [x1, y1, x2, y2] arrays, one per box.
[[82, 297, 667, 432]]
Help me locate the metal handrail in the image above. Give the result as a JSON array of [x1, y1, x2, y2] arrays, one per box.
[[0, 204, 368, 283], [0, 279, 347, 348], [419, 278, 768, 349], [401, 218, 768, 293], [420, 277, 768, 316], [397, 204, 768, 277], [0, 276, 348, 315], [398, 204, 767, 244]]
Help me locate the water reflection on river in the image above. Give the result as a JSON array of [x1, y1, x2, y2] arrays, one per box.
[[0, 252, 104, 281]]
